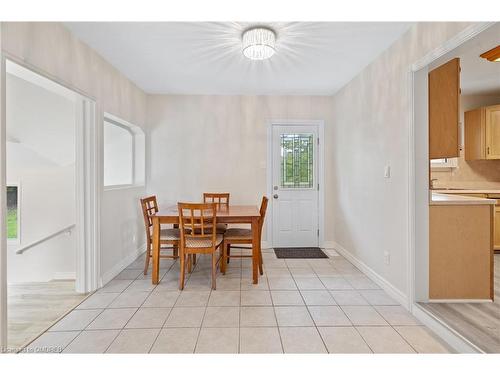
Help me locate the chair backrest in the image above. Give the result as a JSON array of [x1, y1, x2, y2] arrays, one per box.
[[203, 193, 230, 210], [140, 196, 159, 239], [178, 202, 217, 248], [258, 196, 269, 235]]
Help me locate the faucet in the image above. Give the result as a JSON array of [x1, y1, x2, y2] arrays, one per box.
[[430, 178, 438, 190]]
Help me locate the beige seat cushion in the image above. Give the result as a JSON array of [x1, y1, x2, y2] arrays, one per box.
[[160, 228, 180, 241], [185, 234, 223, 248], [224, 228, 252, 240]]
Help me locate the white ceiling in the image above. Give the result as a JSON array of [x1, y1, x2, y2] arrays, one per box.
[[64, 22, 412, 95], [430, 23, 500, 96]]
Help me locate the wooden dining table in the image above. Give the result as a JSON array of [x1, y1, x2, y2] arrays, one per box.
[[150, 204, 262, 285]]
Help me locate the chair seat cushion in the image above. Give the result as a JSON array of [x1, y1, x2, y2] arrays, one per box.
[[160, 228, 180, 241], [224, 228, 252, 240], [185, 234, 223, 248]]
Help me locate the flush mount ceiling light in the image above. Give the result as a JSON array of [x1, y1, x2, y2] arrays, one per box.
[[480, 45, 500, 62], [242, 27, 276, 60]]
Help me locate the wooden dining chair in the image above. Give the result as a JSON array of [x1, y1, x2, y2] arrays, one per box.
[[203, 193, 230, 234], [178, 202, 223, 290], [221, 196, 268, 276], [140, 196, 180, 275]]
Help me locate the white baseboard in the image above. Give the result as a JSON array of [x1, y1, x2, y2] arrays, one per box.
[[429, 299, 493, 303], [331, 241, 409, 309], [52, 272, 76, 280], [322, 241, 336, 249], [100, 244, 147, 287], [412, 303, 481, 353], [332, 240, 482, 353], [261, 241, 271, 249]]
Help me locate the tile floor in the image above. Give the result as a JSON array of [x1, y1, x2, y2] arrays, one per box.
[[23, 249, 452, 353]]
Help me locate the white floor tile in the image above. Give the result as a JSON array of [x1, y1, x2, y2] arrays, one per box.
[[341, 306, 388, 326], [202, 307, 239, 327], [63, 330, 120, 353], [195, 328, 239, 353], [24, 331, 79, 353], [108, 291, 150, 308], [165, 307, 205, 328], [271, 290, 305, 306], [86, 308, 137, 330], [240, 306, 277, 327], [330, 290, 369, 306], [76, 293, 120, 309], [356, 326, 415, 353], [318, 327, 372, 353], [49, 309, 102, 331], [150, 328, 199, 353], [301, 290, 336, 306], [374, 306, 421, 326], [309, 306, 352, 326], [142, 291, 180, 308], [279, 327, 327, 353], [394, 326, 451, 353], [274, 306, 314, 327], [240, 327, 282, 353], [125, 307, 171, 329], [106, 328, 159, 353], [241, 290, 272, 306]]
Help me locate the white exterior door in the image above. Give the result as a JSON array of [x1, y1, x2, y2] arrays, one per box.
[[272, 125, 319, 247]]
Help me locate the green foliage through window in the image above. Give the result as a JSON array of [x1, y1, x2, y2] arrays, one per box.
[[7, 186, 18, 239], [280, 134, 314, 188]]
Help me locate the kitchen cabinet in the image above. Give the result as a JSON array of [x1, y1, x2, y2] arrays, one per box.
[[434, 190, 500, 251], [495, 206, 500, 250], [429, 58, 461, 159], [465, 104, 500, 160], [429, 203, 493, 300]]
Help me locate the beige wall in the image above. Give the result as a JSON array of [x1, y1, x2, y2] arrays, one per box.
[[1, 22, 148, 282], [330, 22, 475, 297], [147, 95, 334, 242], [431, 94, 500, 189]]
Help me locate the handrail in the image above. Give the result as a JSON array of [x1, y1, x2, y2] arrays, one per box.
[[15, 224, 76, 255]]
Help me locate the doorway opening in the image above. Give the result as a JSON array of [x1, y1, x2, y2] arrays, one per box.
[[2, 60, 99, 351], [267, 120, 325, 250], [411, 23, 500, 353]]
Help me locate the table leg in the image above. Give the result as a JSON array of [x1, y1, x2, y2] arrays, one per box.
[[152, 217, 160, 284], [251, 216, 259, 284]]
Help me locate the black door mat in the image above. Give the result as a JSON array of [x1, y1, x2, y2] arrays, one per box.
[[274, 247, 328, 259]]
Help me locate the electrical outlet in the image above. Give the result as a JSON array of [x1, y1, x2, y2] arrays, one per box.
[[383, 251, 390, 265]]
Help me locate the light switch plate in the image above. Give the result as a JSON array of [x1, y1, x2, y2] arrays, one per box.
[[384, 165, 391, 178]]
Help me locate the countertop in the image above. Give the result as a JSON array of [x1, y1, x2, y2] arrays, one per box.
[[433, 189, 500, 195], [430, 192, 497, 206]]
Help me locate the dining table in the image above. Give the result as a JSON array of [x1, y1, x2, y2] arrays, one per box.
[[150, 204, 262, 285]]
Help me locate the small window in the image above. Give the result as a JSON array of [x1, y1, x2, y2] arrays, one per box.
[[280, 133, 314, 189], [430, 158, 458, 169], [7, 184, 20, 242], [103, 114, 145, 188]]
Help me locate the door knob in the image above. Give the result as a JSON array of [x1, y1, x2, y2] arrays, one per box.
[[273, 194, 279, 199]]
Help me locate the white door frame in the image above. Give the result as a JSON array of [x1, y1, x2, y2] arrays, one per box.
[[0, 55, 100, 349], [266, 119, 325, 248], [407, 23, 495, 313]]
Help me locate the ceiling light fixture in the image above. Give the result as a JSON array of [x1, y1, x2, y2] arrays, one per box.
[[242, 27, 276, 60], [480, 45, 500, 62]]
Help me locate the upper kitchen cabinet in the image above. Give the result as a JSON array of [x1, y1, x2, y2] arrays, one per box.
[[429, 58, 461, 159], [465, 104, 500, 160]]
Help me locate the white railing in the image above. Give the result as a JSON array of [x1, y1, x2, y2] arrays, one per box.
[[15, 224, 76, 255]]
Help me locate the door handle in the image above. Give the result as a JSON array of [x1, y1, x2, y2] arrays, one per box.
[[273, 194, 279, 199]]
